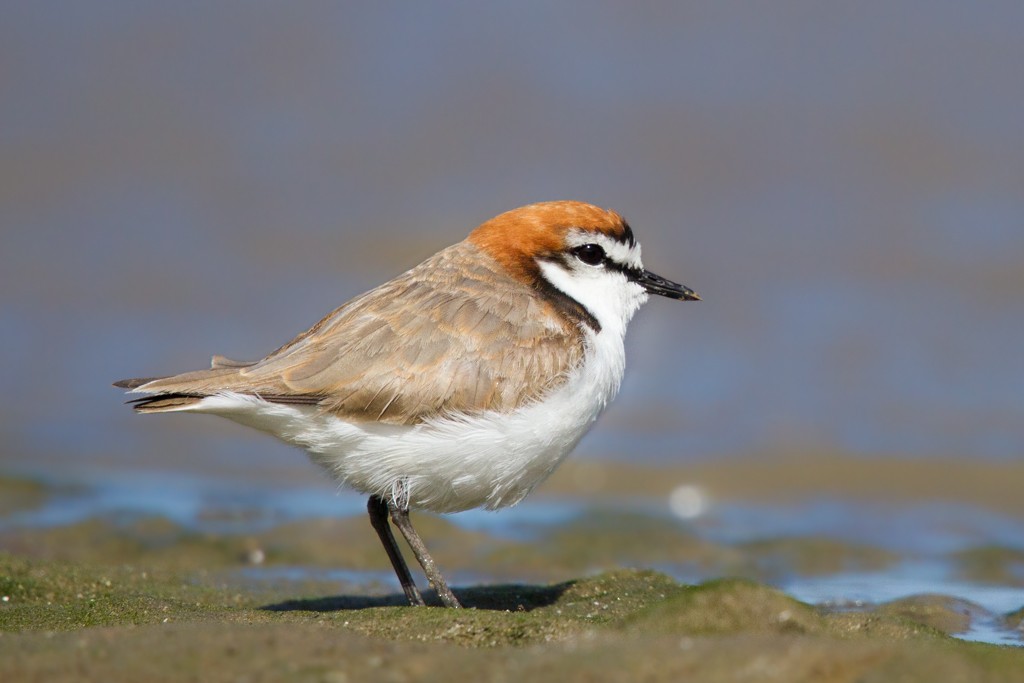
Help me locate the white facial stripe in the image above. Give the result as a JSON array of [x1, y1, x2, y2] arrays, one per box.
[[537, 257, 648, 337], [564, 229, 644, 271]]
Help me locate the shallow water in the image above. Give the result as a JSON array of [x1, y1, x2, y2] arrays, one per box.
[[784, 563, 1024, 646]]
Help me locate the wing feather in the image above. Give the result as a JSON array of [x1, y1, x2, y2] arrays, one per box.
[[124, 241, 586, 424]]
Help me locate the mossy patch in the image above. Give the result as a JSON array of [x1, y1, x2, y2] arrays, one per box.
[[877, 594, 975, 635], [0, 553, 242, 632], [627, 577, 824, 635], [2, 553, 1022, 682]]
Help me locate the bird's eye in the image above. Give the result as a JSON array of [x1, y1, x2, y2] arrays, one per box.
[[571, 243, 606, 266]]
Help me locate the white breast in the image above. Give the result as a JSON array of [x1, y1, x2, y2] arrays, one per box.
[[192, 321, 629, 513]]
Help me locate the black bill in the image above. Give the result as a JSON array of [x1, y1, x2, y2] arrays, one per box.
[[633, 269, 701, 301]]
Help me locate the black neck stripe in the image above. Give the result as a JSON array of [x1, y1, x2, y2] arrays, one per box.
[[533, 256, 601, 334]]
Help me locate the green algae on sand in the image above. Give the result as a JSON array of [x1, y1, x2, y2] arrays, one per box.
[[2, 555, 1023, 682]]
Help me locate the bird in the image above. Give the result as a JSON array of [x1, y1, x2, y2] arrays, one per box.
[[115, 200, 699, 608]]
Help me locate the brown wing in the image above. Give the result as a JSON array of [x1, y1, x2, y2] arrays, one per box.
[[125, 241, 586, 424]]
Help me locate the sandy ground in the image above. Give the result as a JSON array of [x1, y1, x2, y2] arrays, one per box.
[[2, 553, 1023, 683], [3, 454, 1024, 682]]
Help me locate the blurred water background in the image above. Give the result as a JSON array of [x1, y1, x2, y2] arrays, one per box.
[[1, 2, 1022, 643]]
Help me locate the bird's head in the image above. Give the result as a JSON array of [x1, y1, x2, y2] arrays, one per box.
[[469, 201, 698, 332]]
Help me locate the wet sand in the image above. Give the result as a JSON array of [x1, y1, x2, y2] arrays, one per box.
[[2, 552, 1022, 683], [2, 456, 1024, 681]]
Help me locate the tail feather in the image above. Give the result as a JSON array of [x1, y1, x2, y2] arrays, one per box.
[[127, 394, 205, 413], [115, 360, 320, 413], [114, 365, 248, 414], [114, 356, 255, 392], [113, 376, 165, 390], [118, 367, 248, 395]]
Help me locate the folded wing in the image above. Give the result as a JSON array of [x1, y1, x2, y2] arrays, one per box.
[[118, 241, 586, 424]]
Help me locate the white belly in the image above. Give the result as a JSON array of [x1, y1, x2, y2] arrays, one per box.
[[191, 328, 627, 513]]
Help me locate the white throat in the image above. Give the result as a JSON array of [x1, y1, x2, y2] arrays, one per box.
[[536, 259, 649, 337]]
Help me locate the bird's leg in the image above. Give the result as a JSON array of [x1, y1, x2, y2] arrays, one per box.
[[386, 482, 461, 609], [367, 494, 425, 606]]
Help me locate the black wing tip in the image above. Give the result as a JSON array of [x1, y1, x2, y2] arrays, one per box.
[[119, 387, 322, 410], [125, 393, 204, 413]]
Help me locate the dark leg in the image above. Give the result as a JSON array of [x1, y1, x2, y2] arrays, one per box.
[[387, 499, 462, 609], [367, 494, 425, 606]]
